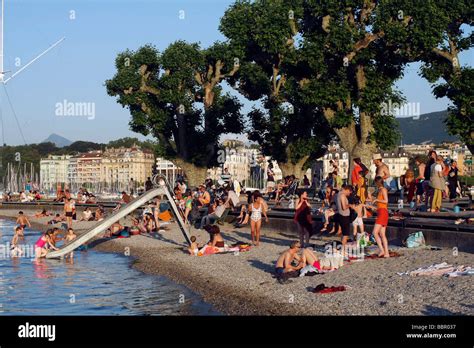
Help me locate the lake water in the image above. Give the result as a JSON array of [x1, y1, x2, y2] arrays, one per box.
[[0, 219, 219, 315]]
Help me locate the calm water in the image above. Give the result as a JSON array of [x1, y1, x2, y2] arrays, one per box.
[[0, 219, 219, 315]]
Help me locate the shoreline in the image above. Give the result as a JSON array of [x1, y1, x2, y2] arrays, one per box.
[[1, 208, 473, 315]]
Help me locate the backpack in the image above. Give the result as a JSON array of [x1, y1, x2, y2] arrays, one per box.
[[403, 231, 425, 248]]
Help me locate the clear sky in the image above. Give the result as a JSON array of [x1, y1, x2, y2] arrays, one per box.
[[0, 0, 472, 146]]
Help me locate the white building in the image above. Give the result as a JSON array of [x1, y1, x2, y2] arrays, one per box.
[[40, 155, 71, 191], [379, 151, 410, 178], [155, 157, 183, 187], [322, 151, 349, 180]]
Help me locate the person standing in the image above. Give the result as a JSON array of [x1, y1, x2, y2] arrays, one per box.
[[294, 191, 313, 248], [145, 177, 153, 191], [365, 176, 390, 257], [266, 163, 275, 195], [373, 154, 395, 192], [423, 150, 437, 209], [430, 155, 446, 212], [64, 198, 74, 229], [447, 161, 459, 202], [248, 191, 268, 246], [414, 156, 426, 206], [336, 185, 352, 255]]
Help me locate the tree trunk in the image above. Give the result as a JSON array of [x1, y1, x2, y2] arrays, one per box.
[[173, 159, 208, 188], [278, 156, 310, 180]]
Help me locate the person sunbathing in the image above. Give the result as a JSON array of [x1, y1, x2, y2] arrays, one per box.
[[275, 241, 304, 279], [33, 209, 51, 218], [48, 213, 64, 225], [300, 247, 341, 271], [104, 222, 124, 238]]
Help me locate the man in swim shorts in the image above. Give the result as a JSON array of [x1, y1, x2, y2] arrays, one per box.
[[275, 241, 304, 279]]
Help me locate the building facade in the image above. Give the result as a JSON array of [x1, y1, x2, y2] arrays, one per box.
[[40, 146, 155, 192], [40, 155, 71, 191]]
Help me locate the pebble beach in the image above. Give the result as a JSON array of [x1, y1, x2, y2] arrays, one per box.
[[1, 208, 472, 316]]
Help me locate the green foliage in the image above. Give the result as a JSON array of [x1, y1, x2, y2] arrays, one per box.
[[106, 42, 244, 168]]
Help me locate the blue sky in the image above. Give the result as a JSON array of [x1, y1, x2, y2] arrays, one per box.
[[0, 0, 472, 146]]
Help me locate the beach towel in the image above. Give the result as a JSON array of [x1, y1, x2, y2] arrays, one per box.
[[396, 262, 464, 277], [299, 265, 319, 277], [312, 283, 348, 294]]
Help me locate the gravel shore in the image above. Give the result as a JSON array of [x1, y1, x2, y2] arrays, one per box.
[[1, 208, 472, 315]]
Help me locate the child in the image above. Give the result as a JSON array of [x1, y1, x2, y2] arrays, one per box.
[[48, 213, 63, 225], [352, 198, 365, 239], [64, 228, 77, 260], [188, 236, 199, 256], [11, 226, 24, 257], [16, 211, 31, 230], [34, 230, 58, 259], [319, 202, 336, 233]]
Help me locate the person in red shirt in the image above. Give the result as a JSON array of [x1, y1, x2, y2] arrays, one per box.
[[351, 158, 362, 187]]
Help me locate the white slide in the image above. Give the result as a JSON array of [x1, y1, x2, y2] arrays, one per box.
[[46, 185, 191, 259]]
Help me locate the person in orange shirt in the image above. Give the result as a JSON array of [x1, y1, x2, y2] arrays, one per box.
[[365, 176, 390, 258], [352, 158, 368, 204]]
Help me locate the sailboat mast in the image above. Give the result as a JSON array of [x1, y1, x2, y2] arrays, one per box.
[[0, 0, 4, 83]]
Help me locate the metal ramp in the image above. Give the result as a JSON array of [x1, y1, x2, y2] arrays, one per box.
[[46, 179, 191, 259]]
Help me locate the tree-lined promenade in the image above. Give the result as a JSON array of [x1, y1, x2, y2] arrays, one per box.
[[106, 0, 473, 186]]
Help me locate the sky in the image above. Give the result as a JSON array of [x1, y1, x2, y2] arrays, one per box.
[[0, 0, 472, 146]]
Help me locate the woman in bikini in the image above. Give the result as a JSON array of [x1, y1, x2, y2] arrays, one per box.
[[365, 176, 390, 258], [248, 191, 268, 246]]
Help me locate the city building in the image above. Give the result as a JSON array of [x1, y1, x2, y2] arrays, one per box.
[[322, 151, 349, 180], [39, 155, 71, 191], [379, 150, 410, 178], [40, 145, 155, 192], [101, 146, 155, 191]]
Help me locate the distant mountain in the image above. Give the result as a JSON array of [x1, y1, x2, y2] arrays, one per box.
[[42, 133, 73, 148], [396, 110, 458, 145]]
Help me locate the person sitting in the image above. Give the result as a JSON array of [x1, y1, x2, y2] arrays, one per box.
[[319, 202, 336, 233], [120, 191, 132, 204], [47, 213, 64, 225], [197, 185, 211, 207], [275, 241, 304, 283], [80, 207, 94, 221], [104, 222, 125, 238], [204, 224, 225, 248], [199, 199, 221, 229], [94, 206, 105, 221], [187, 236, 200, 256], [234, 204, 249, 227]]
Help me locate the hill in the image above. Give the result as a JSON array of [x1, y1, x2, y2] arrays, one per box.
[[396, 110, 458, 145], [42, 133, 73, 147]]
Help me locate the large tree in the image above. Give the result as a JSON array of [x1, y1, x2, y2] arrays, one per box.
[[220, 0, 333, 178], [297, 0, 412, 170], [414, 0, 473, 153], [106, 43, 244, 185]]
